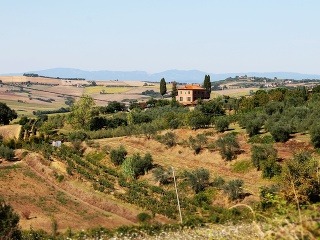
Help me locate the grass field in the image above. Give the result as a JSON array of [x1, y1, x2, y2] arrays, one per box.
[[84, 86, 131, 95], [211, 88, 259, 98], [0, 124, 21, 140]]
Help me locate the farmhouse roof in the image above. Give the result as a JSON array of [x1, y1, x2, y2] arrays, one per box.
[[177, 85, 205, 90]]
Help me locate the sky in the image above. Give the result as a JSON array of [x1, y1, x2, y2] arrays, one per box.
[[0, 0, 319, 74]]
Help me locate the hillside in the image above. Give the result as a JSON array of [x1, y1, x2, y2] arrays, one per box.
[[1, 85, 320, 238], [2, 68, 320, 81]]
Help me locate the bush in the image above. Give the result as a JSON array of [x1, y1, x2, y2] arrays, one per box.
[[0, 145, 15, 161], [68, 131, 88, 141], [121, 153, 153, 179], [215, 117, 229, 132], [223, 179, 244, 201], [212, 176, 225, 188], [188, 134, 207, 154], [110, 145, 127, 166], [184, 168, 210, 193], [231, 160, 253, 173], [269, 123, 291, 142], [310, 124, 320, 148], [245, 119, 261, 137], [186, 110, 210, 129], [137, 212, 152, 223], [215, 133, 240, 161], [262, 158, 282, 178], [152, 167, 173, 185], [157, 132, 177, 148], [248, 134, 275, 144], [282, 151, 320, 203], [251, 144, 277, 171], [0, 199, 22, 239]]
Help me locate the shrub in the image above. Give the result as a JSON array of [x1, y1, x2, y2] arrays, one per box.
[[310, 124, 320, 148], [186, 110, 210, 129], [121, 153, 153, 179], [269, 123, 291, 142], [245, 119, 261, 137], [152, 167, 173, 185], [262, 158, 282, 179], [231, 160, 253, 173], [248, 134, 275, 144], [157, 132, 177, 148], [215, 133, 240, 161], [282, 151, 320, 203], [251, 144, 277, 171], [137, 212, 152, 223], [0, 145, 15, 161], [110, 145, 127, 166], [68, 131, 88, 141], [215, 117, 229, 132], [184, 168, 210, 193], [212, 176, 225, 188], [259, 185, 280, 210], [188, 134, 207, 154], [223, 179, 244, 201], [0, 199, 22, 239]]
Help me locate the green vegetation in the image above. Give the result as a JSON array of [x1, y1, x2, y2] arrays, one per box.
[[110, 145, 127, 166], [68, 95, 96, 130], [0, 199, 22, 240], [3, 82, 320, 238], [215, 133, 240, 161], [160, 78, 167, 97], [202, 74, 211, 95], [0, 102, 17, 125]]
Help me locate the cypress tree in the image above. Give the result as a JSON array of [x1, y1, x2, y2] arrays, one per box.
[[160, 78, 167, 97], [203, 75, 212, 95], [171, 81, 178, 99]]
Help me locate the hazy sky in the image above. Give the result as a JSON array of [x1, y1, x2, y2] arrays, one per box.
[[1, 0, 319, 74]]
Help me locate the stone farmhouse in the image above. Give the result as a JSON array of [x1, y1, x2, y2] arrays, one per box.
[[176, 84, 210, 105]]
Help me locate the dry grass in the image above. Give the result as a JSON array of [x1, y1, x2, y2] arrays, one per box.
[[211, 88, 259, 98], [0, 124, 21, 140], [84, 86, 131, 94]]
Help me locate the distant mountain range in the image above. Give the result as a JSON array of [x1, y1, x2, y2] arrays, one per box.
[[1, 68, 320, 82]]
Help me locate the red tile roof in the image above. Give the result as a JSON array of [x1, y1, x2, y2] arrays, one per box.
[[177, 85, 205, 90]]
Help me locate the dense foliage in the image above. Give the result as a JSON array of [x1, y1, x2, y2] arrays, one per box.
[[0, 102, 17, 125]]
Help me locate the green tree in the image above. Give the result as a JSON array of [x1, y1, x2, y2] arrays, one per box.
[[184, 168, 210, 193], [0, 102, 17, 125], [215, 117, 229, 133], [186, 110, 210, 129], [0, 145, 15, 161], [0, 199, 22, 239], [215, 133, 240, 161], [121, 153, 153, 179], [310, 124, 320, 148], [110, 145, 127, 166], [203, 75, 211, 95], [68, 95, 96, 130], [269, 123, 291, 142], [262, 158, 282, 179], [197, 100, 225, 116], [282, 151, 320, 203], [160, 78, 167, 97], [223, 179, 244, 201], [251, 144, 277, 171], [153, 167, 173, 185], [171, 81, 178, 99]]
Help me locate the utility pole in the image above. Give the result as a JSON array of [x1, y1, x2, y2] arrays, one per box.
[[172, 166, 182, 224]]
